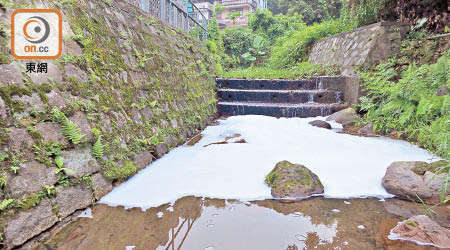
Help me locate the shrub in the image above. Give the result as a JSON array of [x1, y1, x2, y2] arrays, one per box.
[[359, 50, 450, 160], [269, 19, 352, 68], [222, 26, 253, 60]]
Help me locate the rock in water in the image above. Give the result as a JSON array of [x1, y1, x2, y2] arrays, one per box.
[[265, 161, 324, 198], [357, 123, 375, 136], [326, 108, 358, 125], [308, 120, 332, 129], [389, 215, 450, 248], [382, 161, 449, 204]]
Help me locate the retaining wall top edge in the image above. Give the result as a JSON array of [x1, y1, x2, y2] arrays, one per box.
[[312, 22, 411, 45], [216, 76, 358, 81]]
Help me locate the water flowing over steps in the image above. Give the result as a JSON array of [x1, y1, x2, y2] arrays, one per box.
[[216, 78, 348, 117]]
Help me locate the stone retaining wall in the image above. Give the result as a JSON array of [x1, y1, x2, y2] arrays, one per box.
[[309, 22, 410, 76], [0, 0, 216, 248]]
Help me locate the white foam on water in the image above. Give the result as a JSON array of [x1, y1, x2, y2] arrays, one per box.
[[78, 207, 93, 219], [99, 115, 438, 209]]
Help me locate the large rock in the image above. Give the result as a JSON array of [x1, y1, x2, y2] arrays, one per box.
[[61, 147, 100, 178], [389, 215, 450, 248], [53, 184, 93, 217], [8, 127, 34, 151], [6, 160, 59, 199], [34, 122, 68, 145], [155, 143, 168, 157], [0, 62, 24, 87], [4, 199, 58, 248], [308, 120, 331, 129], [265, 161, 324, 198], [0, 96, 7, 119], [28, 61, 62, 85], [46, 89, 67, 109], [11, 93, 45, 112], [357, 123, 375, 136], [382, 161, 449, 204], [69, 112, 93, 141], [91, 173, 113, 200], [133, 151, 153, 168], [326, 108, 358, 125], [64, 64, 88, 83]]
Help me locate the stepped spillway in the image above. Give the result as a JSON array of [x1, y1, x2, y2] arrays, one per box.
[[216, 78, 347, 117]]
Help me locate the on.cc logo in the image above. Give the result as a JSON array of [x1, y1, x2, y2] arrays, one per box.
[[11, 9, 62, 59], [23, 16, 51, 44]]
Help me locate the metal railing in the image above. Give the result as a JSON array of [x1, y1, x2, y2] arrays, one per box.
[[125, 0, 208, 40]]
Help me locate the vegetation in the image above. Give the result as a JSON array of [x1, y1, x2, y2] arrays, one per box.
[[358, 35, 449, 160], [222, 63, 339, 79]]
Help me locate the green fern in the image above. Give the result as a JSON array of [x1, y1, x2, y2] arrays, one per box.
[[93, 136, 104, 158], [61, 117, 85, 144]]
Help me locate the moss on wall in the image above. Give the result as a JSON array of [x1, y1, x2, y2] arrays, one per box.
[[0, 0, 217, 247]]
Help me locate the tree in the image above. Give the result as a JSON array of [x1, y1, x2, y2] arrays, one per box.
[[222, 26, 253, 59], [248, 9, 304, 45], [268, 0, 343, 25], [227, 11, 241, 24]]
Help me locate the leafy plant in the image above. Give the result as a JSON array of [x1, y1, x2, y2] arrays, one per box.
[[269, 19, 353, 68], [221, 62, 339, 79], [0, 199, 15, 211], [241, 36, 267, 66], [52, 108, 85, 145], [55, 156, 64, 168], [0, 153, 8, 162], [9, 166, 19, 174], [93, 136, 104, 158], [358, 50, 450, 160], [227, 11, 241, 24], [61, 118, 85, 144], [39, 185, 56, 198]]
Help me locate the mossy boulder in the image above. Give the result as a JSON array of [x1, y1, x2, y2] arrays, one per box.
[[265, 161, 324, 198]]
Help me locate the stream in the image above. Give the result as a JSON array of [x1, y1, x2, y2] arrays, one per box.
[[36, 115, 445, 249], [36, 197, 449, 249]]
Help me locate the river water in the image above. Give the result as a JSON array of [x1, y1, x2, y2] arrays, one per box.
[[37, 197, 449, 249], [37, 115, 446, 249]]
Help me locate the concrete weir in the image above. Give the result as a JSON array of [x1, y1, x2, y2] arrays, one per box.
[[216, 77, 360, 117]]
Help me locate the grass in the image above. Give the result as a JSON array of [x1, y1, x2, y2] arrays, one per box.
[[220, 62, 340, 79]]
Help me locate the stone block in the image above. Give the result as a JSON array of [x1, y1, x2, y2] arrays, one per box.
[[28, 61, 62, 85], [11, 93, 45, 112], [53, 184, 93, 217], [4, 199, 58, 248], [6, 160, 59, 199], [69, 112, 93, 141], [91, 173, 113, 200], [0, 62, 24, 87], [8, 127, 34, 151], [46, 89, 67, 109], [64, 64, 88, 83], [35, 122, 68, 145], [0, 96, 7, 119], [133, 150, 153, 168], [61, 147, 100, 178]]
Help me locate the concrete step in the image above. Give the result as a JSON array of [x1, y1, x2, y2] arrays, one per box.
[[218, 88, 344, 104], [216, 78, 320, 90], [218, 101, 348, 118]]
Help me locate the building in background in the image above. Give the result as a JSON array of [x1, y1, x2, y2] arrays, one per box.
[[191, 0, 267, 28]]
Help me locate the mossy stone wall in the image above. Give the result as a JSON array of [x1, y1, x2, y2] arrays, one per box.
[[0, 0, 216, 248]]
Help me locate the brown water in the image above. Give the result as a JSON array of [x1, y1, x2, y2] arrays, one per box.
[[35, 197, 450, 250]]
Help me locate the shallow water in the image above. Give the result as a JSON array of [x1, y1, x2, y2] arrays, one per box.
[[38, 197, 449, 250], [100, 115, 438, 209]]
